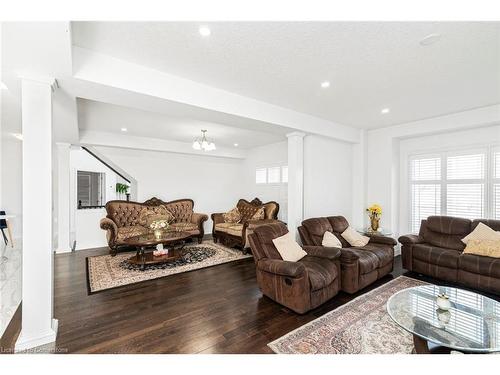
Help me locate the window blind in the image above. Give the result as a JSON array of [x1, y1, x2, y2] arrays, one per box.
[[255, 168, 267, 184], [494, 151, 500, 219], [268, 166, 281, 183]]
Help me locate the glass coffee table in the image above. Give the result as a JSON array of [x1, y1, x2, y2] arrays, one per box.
[[387, 285, 500, 354], [124, 230, 191, 271]]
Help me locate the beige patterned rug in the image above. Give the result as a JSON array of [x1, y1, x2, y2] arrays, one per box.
[[86, 241, 251, 294], [268, 276, 429, 354]]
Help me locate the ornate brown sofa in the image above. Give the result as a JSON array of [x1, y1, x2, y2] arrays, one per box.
[[100, 197, 208, 255], [211, 198, 280, 252], [298, 216, 396, 294], [399, 216, 500, 295], [248, 222, 341, 314]]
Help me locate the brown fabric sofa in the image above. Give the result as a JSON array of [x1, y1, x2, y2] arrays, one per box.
[[100, 197, 208, 255], [248, 222, 341, 314], [399, 216, 500, 295], [298, 216, 396, 294], [211, 198, 280, 252]]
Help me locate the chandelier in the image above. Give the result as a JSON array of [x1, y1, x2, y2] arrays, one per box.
[[192, 129, 216, 151]]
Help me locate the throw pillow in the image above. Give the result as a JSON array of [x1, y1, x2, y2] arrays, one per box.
[[463, 239, 500, 258], [341, 226, 370, 247], [223, 207, 241, 224], [461, 222, 500, 244], [138, 205, 175, 227], [272, 232, 307, 262], [251, 207, 265, 221], [322, 231, 342, 248]]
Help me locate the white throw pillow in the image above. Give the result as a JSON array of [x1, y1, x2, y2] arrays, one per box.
[[272, 232, 307, 262], [341, 226, 370, 247], [461, 222, 500, 244], [322, 231, 342, 248]]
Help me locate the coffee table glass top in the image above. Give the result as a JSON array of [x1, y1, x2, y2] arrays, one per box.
[[124, 230, 191, 246], [387, 285, 500, 353]]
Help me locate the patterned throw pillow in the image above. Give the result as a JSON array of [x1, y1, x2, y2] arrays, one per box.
[[138, 205, 175, 227], [463, 239, 500, 258], [223, 207, 241, 224], [251, 207, 265, 221]]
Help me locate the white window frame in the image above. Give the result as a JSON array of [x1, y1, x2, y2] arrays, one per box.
[[408, 146, 497, 233], [255, 165, 288, 185]]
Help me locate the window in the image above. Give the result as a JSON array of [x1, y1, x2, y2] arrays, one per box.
[[255, 168, 267, 184], [255, 165, 288, 184], [268, 166, 281, 184], [409, 149, 493, 233], [77, 171, 105, 208], [282, 166, 288, 183]]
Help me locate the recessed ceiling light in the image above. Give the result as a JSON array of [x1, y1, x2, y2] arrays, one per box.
[[381, 108, 390, 114], [320, 81, 330, 88], [121, 127, 128, 132], [234, 143, 239, 147], [420, 33, 441, 46], [12, 133, 23, 141], [199, 26, 211, 37]]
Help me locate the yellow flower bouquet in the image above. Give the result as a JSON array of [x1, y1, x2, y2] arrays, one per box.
[[366, 204, 382, 232]]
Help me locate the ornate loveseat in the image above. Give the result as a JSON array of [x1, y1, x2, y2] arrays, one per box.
[[100, 197, 208, 255], [211, 198, 280, 252]]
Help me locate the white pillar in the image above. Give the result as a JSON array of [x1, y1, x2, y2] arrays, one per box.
[[16, 78, 58, 351], [351, 130, 366, 228], [56, 142, 71, 253], [287, 132, 305, 239]]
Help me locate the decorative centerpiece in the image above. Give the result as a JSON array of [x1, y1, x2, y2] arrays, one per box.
[[150, 219, 169, 239], [366, 204, 382, 232], [436, 292, 451, 311]]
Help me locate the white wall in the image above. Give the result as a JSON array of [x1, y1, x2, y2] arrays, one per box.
[[366, 105, 500, 239], [95, 146, 245, 236], [70, 147, 127, 250], [304, 135, 354, 220], [242, 141, 288, 220]]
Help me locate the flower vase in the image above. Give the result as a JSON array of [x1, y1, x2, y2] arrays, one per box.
[[154, 229, 163, 240], [370, 216, 380, 232]]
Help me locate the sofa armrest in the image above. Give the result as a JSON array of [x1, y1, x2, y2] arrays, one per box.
[[244, 219, 282, 229], [100, 217, 118, 249], [191, 212, 208, 226], [398, 234, 424, 245], [211, 213, 225, 225], [257, 258, 306, 278], [302, 245, 341, 260], [368, 235, 397, 246], [339, 248, 361, 264]]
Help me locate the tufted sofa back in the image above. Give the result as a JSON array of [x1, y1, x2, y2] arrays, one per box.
[[105, 197, 194, 228], [236, 198, 279, 223]]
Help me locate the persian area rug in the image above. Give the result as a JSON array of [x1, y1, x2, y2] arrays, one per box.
[[86, 241, 251, 294], [268, 276, 429, 354]]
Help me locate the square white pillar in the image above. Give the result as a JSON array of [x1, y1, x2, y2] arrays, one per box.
[[56, 142, 71, 253], [287, 132, 305, 239], [16, 78, 58, 351]]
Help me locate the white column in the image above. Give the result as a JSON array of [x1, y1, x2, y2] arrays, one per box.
[[287, 132, 305, 239], [351, 130, 366, 228], [56, 142, 71, 253], [16, 78, 58, 351]]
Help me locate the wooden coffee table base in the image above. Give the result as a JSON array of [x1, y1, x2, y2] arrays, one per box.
[[127, 241, 185, 271]]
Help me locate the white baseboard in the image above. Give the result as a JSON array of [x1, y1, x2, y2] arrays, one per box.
[[15, 318, 58, 352]]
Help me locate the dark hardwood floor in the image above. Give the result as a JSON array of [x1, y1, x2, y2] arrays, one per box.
[[54, 246, 408, 354]]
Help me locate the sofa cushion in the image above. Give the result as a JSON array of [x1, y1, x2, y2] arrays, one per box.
[[459, 253, 500, 279], [354, 243, 394, 268], [272, 232, 307, 262], [253, 223, 289, 259], [461, 222, 500, 244], [301, 218, 333, 246], [223, 207, 241, 224], [251, 207, 265, 221], [340, 248, 380, 274], [413, 244, 461, 269], [215, 223, 243, 237], [422, 216, 471, 251], [342, 226, 370, 247], [116, 226, 149, 241], [299, 255, 338, 290], [138, 205, 175, 227], [472, 219, 500, 232], [322, 231, 342, 248], [463, 239, 500, 258]]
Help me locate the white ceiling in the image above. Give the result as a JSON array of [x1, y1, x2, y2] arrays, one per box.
[[72, 21, 500, 129], [77, 98, 287, 149]]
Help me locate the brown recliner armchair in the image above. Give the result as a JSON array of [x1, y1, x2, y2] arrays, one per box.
[[298, 216, 396, 294], [248, 222, 341, 314]]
